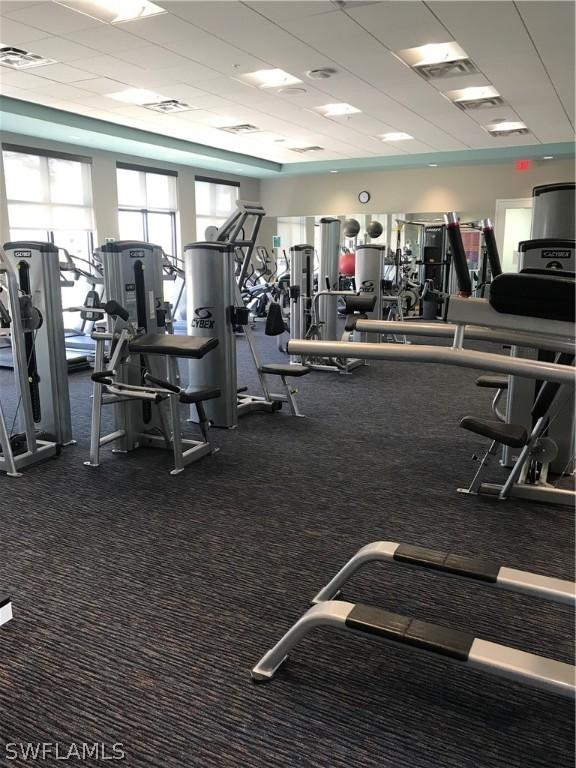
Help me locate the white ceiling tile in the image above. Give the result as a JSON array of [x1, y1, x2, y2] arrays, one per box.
[[6, 1, 103, 33], [119, 14, 202, 44], [246, 1, 339, 22], [1, 2, 45, 12], [516, 1, 575, 124], [0, 66, 46, 88], [114, 45, 195, 71], [67, 54, 148, 80], [0, 16, 51, 44], [31, 62, 99, 82], [23, 81, 91, 100], [76, 76, 130, 94], [18, 35, 99, 62], [69, 26, 151, 54], [347, 1, 450, 50]]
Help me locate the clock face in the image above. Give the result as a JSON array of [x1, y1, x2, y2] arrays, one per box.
[[358, 190, 370, 204]]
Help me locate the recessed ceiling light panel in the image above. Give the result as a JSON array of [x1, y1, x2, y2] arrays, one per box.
[[395, 41, 477, 79], [0, 46, 56, 69], [380, 132, 414, 141], [107, 88, 167, 105], [236, 68, 302, 89], [446, 85, 504, 110], [316, 103, 361, 117], [486, 120, 529, 137], [54, 0, 167, 24]]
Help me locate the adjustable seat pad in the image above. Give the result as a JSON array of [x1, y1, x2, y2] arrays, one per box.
[[179, 387, 221, 404], [475, 375, 509, 390], [460, 416, 528, 448], [129, 334, 218, 358], [489, 272, 575, 323], [259, 363, 310, 377]]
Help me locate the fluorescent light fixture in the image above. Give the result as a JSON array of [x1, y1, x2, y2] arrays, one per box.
[[330, 170, 339, 173], [380, 132, 413, 141], [486, 120, 529, 136], [446, 85, 500, 103], [396, 42, 469, 68], [237, 68, 302, 89], [316, 103, 361, 117], [55, 0, 167, 24], [543, 156, 554, 160], [107, 88, 167, 105], [428, 163, 438, 167]]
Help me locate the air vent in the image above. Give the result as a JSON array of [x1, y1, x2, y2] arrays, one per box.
[[144, 99, 193, 113], [455, 95, 504, 111], [415, 58, 478, 79], [306, 68, 337, 80], [219, 124, 261, 134], [0, 46, 56, 69], [290, 146, 325, 154]]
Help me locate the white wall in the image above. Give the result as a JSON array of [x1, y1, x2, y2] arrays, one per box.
[[260, 158, 575, 221], [0, 131, 262, 250]]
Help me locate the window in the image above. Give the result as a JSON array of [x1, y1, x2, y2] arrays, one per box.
[[2, 148, 97, 332], [3, 149, 95, 257], [195, 179, 239, 240], [117, 166, 178, 256], [277, 217, 307, 250]]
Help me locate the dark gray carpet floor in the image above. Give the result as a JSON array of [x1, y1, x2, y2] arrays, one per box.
[[0, 330, 574, 768]]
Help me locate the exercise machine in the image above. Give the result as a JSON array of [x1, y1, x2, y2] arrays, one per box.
[[287, 212, 575, 503], [85, 241, 220, 474], [0, 246, 60, 477], [1, 242, 74, 445], [252, 541, 575, 699], [185, 202, 310, 429]]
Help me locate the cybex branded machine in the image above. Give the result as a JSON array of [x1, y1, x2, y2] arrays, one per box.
[[503, 183, 576, 473], [0, 246, 60, 477], [185, 202, 309, 428], [86, 240, 220, 474], [2, 241, 73, 446]]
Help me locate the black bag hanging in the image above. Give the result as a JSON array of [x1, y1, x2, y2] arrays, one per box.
[[265, 302, 287, 337]]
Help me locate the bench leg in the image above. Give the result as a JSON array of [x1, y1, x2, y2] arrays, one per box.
[[458, 440, 498, 495], [282, 376, 304, 418]]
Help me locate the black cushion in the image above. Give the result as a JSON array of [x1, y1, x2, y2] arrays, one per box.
[[179, 386, 221, 404], [259, 363, 310, 377], [489, 272, 575, 322], [344, 295, 377, 314], [460, 416, 528, 448], [129, 333, 218, 359], [475, 375, 508, 390]]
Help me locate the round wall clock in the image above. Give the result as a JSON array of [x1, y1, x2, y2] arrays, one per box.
[[358, 190, 371, 204]]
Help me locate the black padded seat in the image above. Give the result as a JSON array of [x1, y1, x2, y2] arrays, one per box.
[[179, 386, 221, 404], [460, 416, 528, 448], [344, 295, 377, 314], [129, 333, 218, 358], [475, 375, 509, 390], [489, 272, 575, 322], [259, 363, 310, 377]]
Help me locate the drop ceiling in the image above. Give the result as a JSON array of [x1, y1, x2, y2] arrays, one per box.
[[0, 0, 574, 177]]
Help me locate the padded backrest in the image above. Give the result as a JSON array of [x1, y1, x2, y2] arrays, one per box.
[[490, 272, 575, 322], [344, 294, 377, 314]]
